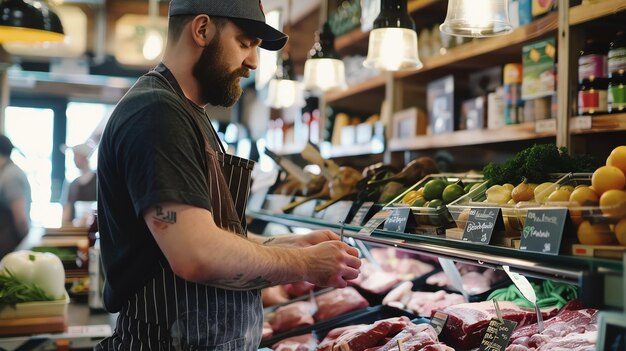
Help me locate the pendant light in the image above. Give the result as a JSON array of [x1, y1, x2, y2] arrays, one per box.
[[440, 0, 513, 38], [266, 0, 305, 109], [302, 0, 346, 92], [142, 0, 164, 61], [364, 0, 422, 71], [266, 52, 306, 109], [0, 0, 64, 43]]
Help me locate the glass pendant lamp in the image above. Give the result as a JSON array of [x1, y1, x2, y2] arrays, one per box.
[[0, 0, 64, 43], [266, 54, 306, 109], [364, 0, 422, 71], [303, 23, 347, 92], [440, 0, 513, 37]]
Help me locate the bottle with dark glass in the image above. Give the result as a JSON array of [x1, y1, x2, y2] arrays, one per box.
[[579, 38, 608, 82], [609, 31, 626, 76]]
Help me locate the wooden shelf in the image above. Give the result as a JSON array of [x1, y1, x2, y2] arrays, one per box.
[[321, 141, 385, 158], [571, 113, 626, 135], [388, 122, 556, 151], [325, 74, 386, 104], [569, 0, 626, 25], [395, 12, 558, 80]]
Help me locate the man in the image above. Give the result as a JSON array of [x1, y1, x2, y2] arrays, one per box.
[[60, 143, 96, 225], [96, 1, 361, 350], [0, 134, 31, 259]]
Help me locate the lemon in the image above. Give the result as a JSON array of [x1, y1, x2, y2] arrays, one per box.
[[606, 146, 626, 174], [443, 184, 465, 204], [547, 189, 572, 202], [423, 179, 447, 201], [591, 166, 626, 195], [502, 183, 515, 191], [569, 186, 599, 206], [402, 190, 420, 205], [599, 189, 626, 218], [577, 221, 615, 245]]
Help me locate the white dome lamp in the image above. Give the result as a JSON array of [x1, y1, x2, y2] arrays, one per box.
[[303, 22, 347, 92], [266, 53, 306, 109], [440, 0, 513, 38], [364, 0, 422, 71]]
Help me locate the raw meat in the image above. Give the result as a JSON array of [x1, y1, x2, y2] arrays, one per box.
[[370, 248, 435, 280], [284, 281, 316, 297], [262, 321, 273, 340], [314, 287, 369, 321], [267, 301, 315, 334], [505, 307, 599, 351], [438, 301, 555, 350], [317, 325, 370, 351], [272, 333, 317, 351], [425, 270, 505, 294], [382, 283, 465, 317], [316, 317, 412, 351], [358, 270, 401, 294], [375, 324, 453, 351]]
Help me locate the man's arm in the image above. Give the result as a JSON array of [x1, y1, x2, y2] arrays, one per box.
[[144, 203, 361, 290], [248, 231, 340, 248]]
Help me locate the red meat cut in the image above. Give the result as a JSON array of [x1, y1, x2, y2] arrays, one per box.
[[316, 317, 411, 351], [438, 301, 556, 350], [314, 287, 369, 321], [374, 323, 453, 351], [267, 301, 315, 334], [272, 333, 317, 351]]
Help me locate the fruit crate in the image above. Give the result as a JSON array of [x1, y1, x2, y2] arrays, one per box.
[[386, 174, 485, 232], [446, 173, 579, 235]]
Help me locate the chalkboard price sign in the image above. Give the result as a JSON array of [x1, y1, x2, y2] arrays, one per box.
[[350, 202, 375, 226], [519, 208, 568, 255], [383, 207, 417, 233], [462, 207, 504, 244], [479, 318, 518, 351], [358, 210, 392, 236]]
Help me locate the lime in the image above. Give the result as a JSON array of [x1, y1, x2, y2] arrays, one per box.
[[443, 184, 465, 204], [410, 195, 427, 207], [428, 199, 444, 208], [423, 179, 447, 200], [464, 183, 474, 193]]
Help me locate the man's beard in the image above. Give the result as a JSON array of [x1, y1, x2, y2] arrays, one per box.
[[192, 35, 249, 107]]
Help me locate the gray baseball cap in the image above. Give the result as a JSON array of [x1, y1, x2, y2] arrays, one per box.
[[169, 0, 288, 51]]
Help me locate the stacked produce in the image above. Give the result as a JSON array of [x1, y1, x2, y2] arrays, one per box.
[[0, 250, 66, 311], [488, 280, 578, 309]]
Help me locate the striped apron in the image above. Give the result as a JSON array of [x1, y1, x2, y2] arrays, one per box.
[[96, 67, 261, 351]]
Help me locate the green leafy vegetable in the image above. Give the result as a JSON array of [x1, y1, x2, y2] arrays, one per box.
[[0, 269, 54, 311], [483, 144, 599, 185], [487, 280, 578, 309]]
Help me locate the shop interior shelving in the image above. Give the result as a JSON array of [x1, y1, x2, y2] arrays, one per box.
[[570, 113, 626, 135], [569, 0, 626, 25]]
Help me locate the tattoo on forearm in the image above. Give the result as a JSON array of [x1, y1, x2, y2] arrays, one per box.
[[262, 237, 276, 245], [213, 273, 272, 290], [153, 206, 177, 227]]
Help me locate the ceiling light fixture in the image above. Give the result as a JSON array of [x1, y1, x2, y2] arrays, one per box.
[[363, 0, 422, 71], [142, 0, 164, 61], [440, 0, 513, 38], [0, 0, 64, 43]]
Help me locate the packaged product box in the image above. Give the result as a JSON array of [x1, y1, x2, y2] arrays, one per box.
[[427, 75, 457, 134], [488, 87, 506, 129], [532, 0, 556, 18], [460, 97, 486, 130], [522, 37, 557, 100]]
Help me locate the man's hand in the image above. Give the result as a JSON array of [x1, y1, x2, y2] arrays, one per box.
[[302, 241, 361, 288]]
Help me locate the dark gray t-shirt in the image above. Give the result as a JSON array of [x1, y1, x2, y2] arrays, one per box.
[[97, 66, 222, 311], [0, 161, 31, 258]]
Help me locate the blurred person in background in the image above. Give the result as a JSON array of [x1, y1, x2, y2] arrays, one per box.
[[0, 134, 31, 258], [60, 142, 96, 225]]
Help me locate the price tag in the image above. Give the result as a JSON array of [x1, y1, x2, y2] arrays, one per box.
[[571, 116, 592, 130], [358, 210, 392, 236], [462, 207, 504, 244], [479, 318, 518, 351], [383, 207, 417, 233], [535, 118, 556, 134], [430, 311, 449, 335], [519, 208, 568, 255], [350, 202, 375, 226]]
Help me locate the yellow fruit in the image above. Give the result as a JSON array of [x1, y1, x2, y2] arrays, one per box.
[[547, 189, 572, 202], [606, 146, 626, 174], [599, 189, 626, 218], [569, 186, 599, 206], [577, 221, 615, 245], [456, 208, 470, 230], [402, 190, 420, 205], [558, 185, 575, 193], [486, 185, 512, 204], [616, 219, 626, 246], [415, 188, 425, 197], [502, 183, 515, 191], [534, 182, 557, 204], [511, 182, 536, 203], [592, 166, 626, 195]]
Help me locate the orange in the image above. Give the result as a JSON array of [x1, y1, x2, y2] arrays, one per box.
[[591, 166, 626, 195], [616, 219, 626, 246], [577, 220, 615, 245], [599, 189, 626, 218], [569, 186, 599, 206], [547, 189, 572, 202], [606, 146, 626, 174]]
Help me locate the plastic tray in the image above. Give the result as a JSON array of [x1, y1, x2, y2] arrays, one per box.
[[259, 305, 417, 348], [0, 292, 69, 320], [387, 174, 485, 232]]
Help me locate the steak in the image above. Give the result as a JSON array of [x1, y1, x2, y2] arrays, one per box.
[[383, 283, 465, 317], [375, 324, 453, 351], [314, 287, 369, 321], [438, 301, 556, 350], [272, 333, 317, 351], [267, 301, 315, 334], [316, 317, 411, 351]]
